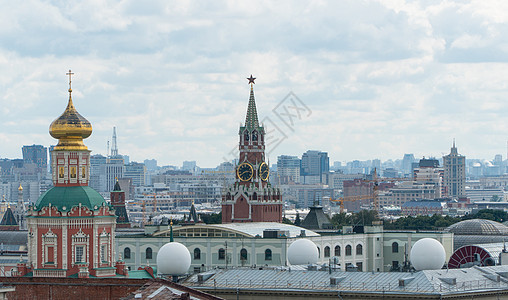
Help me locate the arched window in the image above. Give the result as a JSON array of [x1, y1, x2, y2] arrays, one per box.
[[345, 245, 352, 256], [244, 131, 249, 142], [317, 247, 320, 258], [335, 245, 341, 256], [240, 248, 248, 261], [124, 247, 131, 259], [356, 244, 363, 255], [392, 242, 399, 253], [324, 246, 330, 258], [265, 249, 272, 261], [252, 131, 258, 141], [146, 247, 152, 260], [218, 248, 225, 260], [194, 248, 201, 260]]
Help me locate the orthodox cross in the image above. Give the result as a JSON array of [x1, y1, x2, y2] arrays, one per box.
[[66, 69, 74, 92]]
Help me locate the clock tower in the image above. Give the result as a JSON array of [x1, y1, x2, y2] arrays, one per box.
[[222, 75, 282, 223]]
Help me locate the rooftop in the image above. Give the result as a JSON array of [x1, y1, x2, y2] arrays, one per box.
[[184, 265, 508, 296], [445, 219, 508, 236]]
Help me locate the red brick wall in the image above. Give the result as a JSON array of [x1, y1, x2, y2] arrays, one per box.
[[0, 277, 149, 300]]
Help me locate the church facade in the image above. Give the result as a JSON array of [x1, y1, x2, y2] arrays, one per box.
[[19, 72, 118, 278], [221, 76, 283, 223]]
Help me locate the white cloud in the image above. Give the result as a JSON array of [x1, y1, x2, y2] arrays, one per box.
[[1, 1, 508, 166]]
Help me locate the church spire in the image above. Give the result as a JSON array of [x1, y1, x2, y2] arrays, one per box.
[[244, 75, 260, 130]]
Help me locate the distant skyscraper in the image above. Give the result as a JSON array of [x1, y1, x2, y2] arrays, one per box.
[[443, 141, 466, 198], [301, 150, 329, 182], [277, 155, 301, 184], [402, 154, 415, 177], [124, 162, 146, 187], [182, 161, 197, 171], [22, 144, 47, 171], [144, 159, 158, 171]]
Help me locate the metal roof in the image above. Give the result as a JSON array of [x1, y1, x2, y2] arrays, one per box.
[[184, 265, 508, 295], [211, 222, 319, 238], [445, 219, 508, 236]]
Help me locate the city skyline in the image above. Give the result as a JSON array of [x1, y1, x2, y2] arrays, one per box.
[[2, 1, 508, 166]]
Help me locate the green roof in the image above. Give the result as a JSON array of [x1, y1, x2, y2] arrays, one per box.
[[34, 186, 107, 212]]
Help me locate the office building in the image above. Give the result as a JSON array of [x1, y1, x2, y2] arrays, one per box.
[[443, 141, 466, 198]]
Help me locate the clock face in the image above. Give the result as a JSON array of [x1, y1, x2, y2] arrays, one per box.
[[237, 162, 253, 181], [259, 162, 269, 181]]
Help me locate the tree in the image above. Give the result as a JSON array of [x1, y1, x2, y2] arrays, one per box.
[[199, 212, 222, 224]]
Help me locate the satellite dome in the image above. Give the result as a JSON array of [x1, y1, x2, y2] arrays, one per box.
[[156, 242, 191, 275], [410, 238, 446, 270], [287, 239, 318, 265]]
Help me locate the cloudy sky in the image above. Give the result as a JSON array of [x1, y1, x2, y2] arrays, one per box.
[[1, 0, 508, 167]]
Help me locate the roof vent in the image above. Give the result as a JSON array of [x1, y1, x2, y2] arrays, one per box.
[[399, 277, 415, 287], [197, 272, 215, 283], [330, 276, 346, 285], [439, 277, 456, 285]]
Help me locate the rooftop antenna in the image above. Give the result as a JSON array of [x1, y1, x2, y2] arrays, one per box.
[[106, 140, 110, 158], [111, 126, 118, 156]]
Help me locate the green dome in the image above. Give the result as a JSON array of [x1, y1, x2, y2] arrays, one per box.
[[34, 186, 107, 212]]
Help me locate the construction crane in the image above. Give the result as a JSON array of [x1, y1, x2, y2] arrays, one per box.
[[332, 169, 413, 213], [330, 195, 376, 213]]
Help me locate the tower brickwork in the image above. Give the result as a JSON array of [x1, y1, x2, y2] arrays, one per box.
[[222, 76, 282, 223]]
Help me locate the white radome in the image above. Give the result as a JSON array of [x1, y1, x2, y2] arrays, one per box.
[[156, 242, 191, 275], [288, 239, 319, 265], [410, 238, 446, 270]]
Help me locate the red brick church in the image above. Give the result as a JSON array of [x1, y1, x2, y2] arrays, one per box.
[[18, 72, 121, 278], [221, 76, 283, 223]]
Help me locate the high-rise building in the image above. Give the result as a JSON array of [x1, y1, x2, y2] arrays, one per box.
[[277, 155, 301, 184], [222, 76, 282, 223], [24, 76, 116, 278], [124, 162, 146, 187], [401, 154, 415, 177], [443, 141, 466, 198], [22, 144, 48, 171], [301, 150, 329, 183]]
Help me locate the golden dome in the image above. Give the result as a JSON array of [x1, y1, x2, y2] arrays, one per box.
[[18, 183, 23, 191], [49, 91, 92, 151]]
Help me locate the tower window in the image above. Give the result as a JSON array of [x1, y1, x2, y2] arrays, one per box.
[[101, 245, 107, 262], [76, 246, 84, 262], [70, 166, 76, 178], [81, 166, 86, 178], [59, 166, 64, 178]]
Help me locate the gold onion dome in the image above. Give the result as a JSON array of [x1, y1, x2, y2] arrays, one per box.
[[49, 74, 92, 151]]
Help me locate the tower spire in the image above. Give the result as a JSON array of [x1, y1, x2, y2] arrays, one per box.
[[111, 127, 118, 157], [244, 75, 260, 130]]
